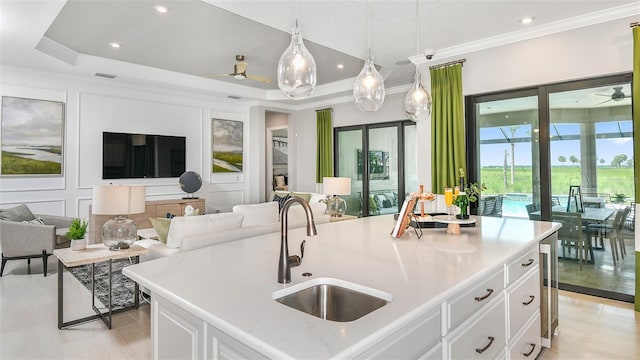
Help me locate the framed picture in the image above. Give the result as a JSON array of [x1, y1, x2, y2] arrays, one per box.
[[1, 96, 65, 176], [356, 149, 389, 180], [212, 119, 243, 173], [566, 185, 583, 213]]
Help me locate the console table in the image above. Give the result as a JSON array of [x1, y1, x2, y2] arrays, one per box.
[[88, 198, 205, 244]]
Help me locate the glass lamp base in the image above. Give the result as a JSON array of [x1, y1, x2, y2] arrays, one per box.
[[102, 216, 137, 251], [327, 196, 347, 217]]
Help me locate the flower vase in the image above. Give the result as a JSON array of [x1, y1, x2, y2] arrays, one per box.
[[70, 238, 86, 251]]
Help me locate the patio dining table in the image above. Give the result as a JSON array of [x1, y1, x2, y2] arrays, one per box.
[[531, 206, 616, 263]]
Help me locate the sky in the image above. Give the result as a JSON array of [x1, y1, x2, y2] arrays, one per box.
[[480, 121, 634, 167]]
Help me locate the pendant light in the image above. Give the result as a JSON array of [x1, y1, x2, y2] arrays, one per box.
[[277, 7, 317, 100], [404, 0, 431, 121], [353, 0, 385, 112]]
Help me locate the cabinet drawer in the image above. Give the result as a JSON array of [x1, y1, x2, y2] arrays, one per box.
[[508, 312, 541, 360], [356, 308, 441, 359], [507, 266, 540, 339], [444, 268, 504, 333], [506, 247, 539, 286], [444, 297, 506, 360]]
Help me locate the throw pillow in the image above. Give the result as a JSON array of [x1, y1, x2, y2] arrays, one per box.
[[275, 175, 286, 187], [273, 193, 291, 211], [22, 217, 45, 225], [291, 192, 311, 203], [0, 204, 36, 222], [232, 202, 279, 227], [149, 217, 171, 243]]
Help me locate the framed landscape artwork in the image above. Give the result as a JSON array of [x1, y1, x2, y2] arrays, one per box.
[[212, 118, 243, 173], [1, 96, 65, 176]]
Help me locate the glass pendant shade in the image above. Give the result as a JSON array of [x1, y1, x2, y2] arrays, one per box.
[[353, 53, 385, 112], [277, 26, 317, 100], [404, 69, 432, 121]]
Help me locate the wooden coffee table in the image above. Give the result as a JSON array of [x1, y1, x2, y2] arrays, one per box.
[[54, 243, 148, 329]]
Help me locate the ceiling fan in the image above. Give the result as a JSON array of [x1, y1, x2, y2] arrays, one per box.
[[594, 86, 631, 104], [210, 55, 272, 84]]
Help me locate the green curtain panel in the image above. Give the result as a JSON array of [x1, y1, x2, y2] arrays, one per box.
[[632, 25, 640, 312], [430, 64, 466, 193], [316, 109, 334, 183]]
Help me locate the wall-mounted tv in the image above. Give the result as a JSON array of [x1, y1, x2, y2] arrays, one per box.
[[102, 132, 185, 179]]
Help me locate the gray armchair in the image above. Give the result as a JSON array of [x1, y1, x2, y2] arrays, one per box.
[[0, 205, 74, 277]]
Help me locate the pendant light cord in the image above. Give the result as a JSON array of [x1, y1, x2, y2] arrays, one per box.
[[367, 0, 371, 56], [414, 0, 420, 75]]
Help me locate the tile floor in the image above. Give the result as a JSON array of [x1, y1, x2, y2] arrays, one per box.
[[1, 255, 638, 359]]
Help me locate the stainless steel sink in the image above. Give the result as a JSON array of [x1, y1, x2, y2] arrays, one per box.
[[273, 278, 392, 322]]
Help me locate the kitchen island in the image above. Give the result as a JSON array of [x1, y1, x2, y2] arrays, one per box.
[[123, 215, 560, 359]]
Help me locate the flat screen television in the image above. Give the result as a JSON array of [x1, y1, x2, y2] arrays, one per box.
[[102, 132, 186, 179]]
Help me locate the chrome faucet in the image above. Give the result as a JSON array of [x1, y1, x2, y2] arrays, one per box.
[[278, 197, 317, 284]]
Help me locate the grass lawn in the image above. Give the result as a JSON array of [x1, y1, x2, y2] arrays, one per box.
[[1, 151, 61, 175], [480, 165, 634, 197]]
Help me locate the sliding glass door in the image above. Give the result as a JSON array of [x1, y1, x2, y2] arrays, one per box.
[[466, 73, 635, 302], [335, 121, 413, 217]]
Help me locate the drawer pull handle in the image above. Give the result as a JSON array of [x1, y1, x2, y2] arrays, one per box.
[[475, 336, 495, 354], [523, 295, 535, 305], [521, 258, 534, 267], [523, 343, 536, 357], [474, 288, 494, 302]]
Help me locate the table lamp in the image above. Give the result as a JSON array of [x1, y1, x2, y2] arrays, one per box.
[[323, 177, 351, 217], [92, 184, 146, 250]]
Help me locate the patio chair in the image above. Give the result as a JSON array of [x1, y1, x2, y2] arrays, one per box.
[[552, 211, 592, 269], [587, 207, 628, 265]]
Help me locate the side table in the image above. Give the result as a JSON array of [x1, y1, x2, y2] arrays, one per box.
[[54, 243, 148, 329]]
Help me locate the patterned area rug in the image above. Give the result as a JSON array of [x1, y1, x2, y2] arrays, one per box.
[[68, 258, 136, 308]]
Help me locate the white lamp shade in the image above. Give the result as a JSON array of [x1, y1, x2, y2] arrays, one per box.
[[323, 177, 351, 196], [92, 185, 146, 215]]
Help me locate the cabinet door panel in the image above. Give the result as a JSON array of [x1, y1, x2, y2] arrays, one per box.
[[154, 298, 204, 359], [508, 313, 541, 360], [445, 297, 506, 360], [506, 247, 539, 286], [507, 266, 540, 339]]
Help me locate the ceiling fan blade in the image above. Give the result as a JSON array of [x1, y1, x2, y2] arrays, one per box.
[[207, 73, 235, 78], [596, 98, 612, 105], [246, 74, 272, 84], [593, 94, 611, 97]]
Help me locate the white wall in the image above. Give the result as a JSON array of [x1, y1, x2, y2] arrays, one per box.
[[0, 67, 250, 218]]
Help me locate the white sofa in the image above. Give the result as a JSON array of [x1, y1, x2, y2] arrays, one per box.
[[136, 201, 328, 262]]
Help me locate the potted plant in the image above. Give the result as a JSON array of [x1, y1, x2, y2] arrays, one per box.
[[613, 193, 626, 203], [454, 168, 486, 219], [67, 218, 88, 251]]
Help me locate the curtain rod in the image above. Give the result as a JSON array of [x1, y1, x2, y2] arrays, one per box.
[[429, 58, 466, 70], [315, 108, 333, 112], [631, 21, 639, 28]]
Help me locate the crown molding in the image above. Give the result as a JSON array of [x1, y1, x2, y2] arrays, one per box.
[[410, 2, 640, 65]]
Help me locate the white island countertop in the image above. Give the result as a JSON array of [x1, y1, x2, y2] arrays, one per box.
[[123, 215, 560, 359]]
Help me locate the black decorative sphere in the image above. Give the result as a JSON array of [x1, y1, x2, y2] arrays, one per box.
[[179, 171, 202, 196]]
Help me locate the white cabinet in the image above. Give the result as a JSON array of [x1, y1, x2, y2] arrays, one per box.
[[153, 297, 204, 359], [508, 313, 541, 360], [443, 296, 506, 359], [441, 244, 541, 360], [356, 307, 441, 359]]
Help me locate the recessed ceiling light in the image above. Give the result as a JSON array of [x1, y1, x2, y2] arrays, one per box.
[[109, 42, 120, 49], [336, 64, 344, 70], [520, 16, 534, 25], [154, 5, 168, 13]]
